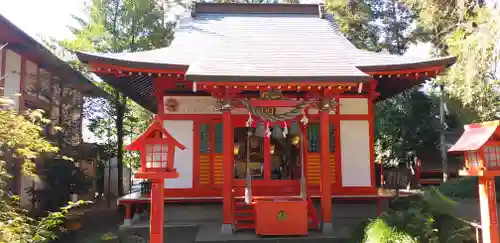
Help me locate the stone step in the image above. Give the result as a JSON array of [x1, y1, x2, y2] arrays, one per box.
[[195, 224, 350, 243]]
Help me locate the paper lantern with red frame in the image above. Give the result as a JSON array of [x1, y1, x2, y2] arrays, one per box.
[[125, 116, 186, 180], [449, 120, 500, 243]]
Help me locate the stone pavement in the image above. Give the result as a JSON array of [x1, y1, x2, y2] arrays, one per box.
[[119, 200, 381, 243]]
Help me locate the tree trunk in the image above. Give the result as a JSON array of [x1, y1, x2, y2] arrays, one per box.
[[440, 84, 448, 183], [115, 91, 126, 197]]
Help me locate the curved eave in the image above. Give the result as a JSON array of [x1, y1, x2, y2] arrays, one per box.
[[367, 56, 457, 101], [97, 73, 158, 113], [76, 51, 188, 72], [358, 56, 457, 73], [185, 74, 372, 83]]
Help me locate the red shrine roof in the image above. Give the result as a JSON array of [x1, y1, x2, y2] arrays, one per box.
[[449, 121, 500, 152], [126, 116, 186, 151], [76, 3, 456, 111]]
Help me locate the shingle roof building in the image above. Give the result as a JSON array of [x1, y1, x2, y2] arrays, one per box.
[[77, 3, 456, 111]]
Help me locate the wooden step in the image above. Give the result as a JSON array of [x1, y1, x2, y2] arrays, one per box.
[[235, 223, 255, 229], [235, 209, 254, 214], [234, 215, 254, 221], [420, 178, 442, 185]]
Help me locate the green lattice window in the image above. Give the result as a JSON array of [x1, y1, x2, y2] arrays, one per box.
[[307, 123, 320, 152], [199, 124, 210, 154], [214, 123, 223, 153], [329, 124, 335, 153], [307, 123, 335, 153]]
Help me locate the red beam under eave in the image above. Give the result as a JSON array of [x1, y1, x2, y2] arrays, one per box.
[[90, 62, 187, 76]]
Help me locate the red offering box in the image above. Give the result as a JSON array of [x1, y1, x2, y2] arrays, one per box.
[[254, 199, 308, 236]]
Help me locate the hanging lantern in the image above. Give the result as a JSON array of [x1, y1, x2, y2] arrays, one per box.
[[270, 145, 275, 154], [255, 122, 265, 137], [234, 142, 240, 155], [292, 136, 300, 145], [272, 124, 283, 139], [289, 120, 301, 135]]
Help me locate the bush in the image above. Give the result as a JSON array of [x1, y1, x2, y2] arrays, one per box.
[[438, 177, 478, 199], [31, 157, 93, 212], [359, 189, 476, 243], [439, 177, 500, 200]]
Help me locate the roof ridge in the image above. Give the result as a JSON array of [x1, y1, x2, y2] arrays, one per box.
[[192, 2, 321, 17]]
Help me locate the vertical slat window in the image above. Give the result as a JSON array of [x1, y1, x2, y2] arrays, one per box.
[[329, 124, 335, 153], [307, 123, 335, 153], [199, 123, 212, 185], [214, 123, 223, 153], [307, 123, 320, 152], [199, 124, 210, 154]]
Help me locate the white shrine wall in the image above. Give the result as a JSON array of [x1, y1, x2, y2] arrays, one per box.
[[163, 120, 194, 189], [340, 120, 372, 187], [338, 97, 373, 188]]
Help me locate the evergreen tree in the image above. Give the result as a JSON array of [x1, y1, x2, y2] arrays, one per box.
[[403, 0, 499, 123], [377, 0, 415, 54], [59, 0, 174, 196], [326, 0, 382, 52]]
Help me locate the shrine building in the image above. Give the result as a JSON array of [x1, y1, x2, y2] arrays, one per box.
[[77, 3, 456, 235]]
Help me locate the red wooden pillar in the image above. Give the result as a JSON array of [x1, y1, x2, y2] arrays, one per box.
[[264, 135, 271, 180], [479, 176, 499, 243], [124, 204, 132, 226], [222, 108, 233, 233], [150, 180, 165, 243], [319, 107, 332, 231], [133, 204, 142, 220]]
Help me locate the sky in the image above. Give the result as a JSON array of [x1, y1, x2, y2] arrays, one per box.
[[0, 0, 438, 142]]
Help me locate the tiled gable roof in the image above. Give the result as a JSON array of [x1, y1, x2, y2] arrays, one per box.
[[76, 3, 456, 111]]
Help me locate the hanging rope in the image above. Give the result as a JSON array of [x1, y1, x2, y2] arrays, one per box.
[[239, 99, 313, 122]]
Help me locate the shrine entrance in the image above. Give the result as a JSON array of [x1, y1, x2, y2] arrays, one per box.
[[233, 125, 302, 185]]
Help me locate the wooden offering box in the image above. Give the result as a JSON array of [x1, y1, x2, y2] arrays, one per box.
[[254, 198, 308, 236]]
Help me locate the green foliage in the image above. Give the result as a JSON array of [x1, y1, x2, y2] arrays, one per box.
[[402, 0, 486, 56], [437, 8, 500, 123], [0, 109, 58, 176], [438, 177, 478, 199], [55, 0, 174, 195], [325, 0, 415, 54], [100, 232, 118, 240], [374, 88, 442, 166], [0, 101, 85, 242], [0, 198, 87, 243], [402, 0, 499, 124], [31, 158, 93, 212], [326, 0, 382, 52], [364, 218, 419, 243], [439, 177, 500, 201], [361, 189, 475, 243]]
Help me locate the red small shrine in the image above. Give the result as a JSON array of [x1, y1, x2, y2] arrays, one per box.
[[77, 2, 456, 237], [449, 120, 500, 243]]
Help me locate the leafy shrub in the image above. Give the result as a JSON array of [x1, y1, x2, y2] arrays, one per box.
[[0, 104, 87, 242], [31, 157, 93, 212], [361, 188, 476, 243], [438, 177, 478, 199], [439, 177, 500, 200]]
